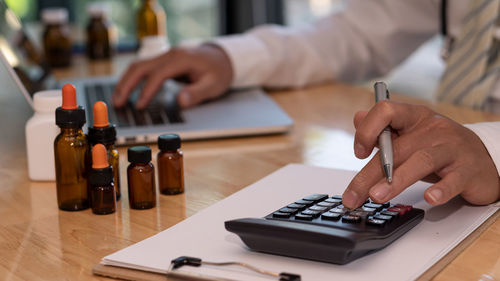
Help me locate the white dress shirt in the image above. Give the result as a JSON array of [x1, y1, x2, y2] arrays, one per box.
[[214, 0, 500, 175]]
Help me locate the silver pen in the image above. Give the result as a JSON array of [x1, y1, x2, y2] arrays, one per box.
[[374, 82, 393, 183]]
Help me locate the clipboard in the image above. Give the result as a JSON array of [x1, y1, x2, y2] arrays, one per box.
[[93, 209, 499, 281], [92, 164, 500, 281]]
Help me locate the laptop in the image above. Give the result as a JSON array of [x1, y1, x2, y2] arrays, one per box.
[[0, 1, 293, 145]]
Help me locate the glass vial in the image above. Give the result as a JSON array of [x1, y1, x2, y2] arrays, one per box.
[[90, 144, 116, 215], [136, 0, 167, 42], [157, 134, 184, 195], [88, 101, 121, 200], [86, 4, 113, 60], [54, 84, 89, 211], [127, 146, 156, 209], [41, 8, 72, 67]]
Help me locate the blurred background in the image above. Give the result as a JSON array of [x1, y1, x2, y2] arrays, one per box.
[[6, 0, 342, 51]]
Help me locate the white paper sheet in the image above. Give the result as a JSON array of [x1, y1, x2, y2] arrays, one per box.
[[102, 164, 499, 281]]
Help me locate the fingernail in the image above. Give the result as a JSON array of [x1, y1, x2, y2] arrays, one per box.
[[354, 143, 366, 157], [343, 190, 360, 208], [178, 91, 191, 107], [370, 184, 390, 202], [428, 189, 443, 203]]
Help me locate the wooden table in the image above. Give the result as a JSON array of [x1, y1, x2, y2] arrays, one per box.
[[1, 56, 499, 281]]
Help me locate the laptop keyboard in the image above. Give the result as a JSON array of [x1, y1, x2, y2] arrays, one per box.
[[84, 83, 184, 127]]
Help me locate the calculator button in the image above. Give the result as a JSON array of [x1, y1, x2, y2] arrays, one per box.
[[321, 212, 341, 221], [363, 203, 383, 211], [279, 207, 298, 214], [342, 215, 361, 223], [295, 214, 313, 221], [374, 214, 393, 221], [366, 217, 386, 226], [380, 210, 399, 217], [303, 194, 329, 202], [302, 210, 321, 218], [331, 195, 343, 200], [387, 206, 407, 215], [272, 212, 291, 219], [309, 205, 328, 212], [349, 210, 370, 218], [330, 207, 349, 215], [287, 203, 306, 210], [359, 206, 377, 215], [295, 199, 314, 206], [324, 198, 342, 204], [394, 204, 413, 212], [316, 201, 337, 208], [382, 201, 391, 208]]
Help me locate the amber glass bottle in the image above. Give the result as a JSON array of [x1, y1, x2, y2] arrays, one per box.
[[42, 8, 72, 67], [54, 84, 89, 211], [88, 101, 121, 200], [157, 134, 184, 195], [136, 0, 167, 41], [90, 144, 116, 215], [86, 5, 112, 60], [127, 146, 156, 209]]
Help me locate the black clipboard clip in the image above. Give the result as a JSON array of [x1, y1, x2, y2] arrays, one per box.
[[166, 256, 301, 281]]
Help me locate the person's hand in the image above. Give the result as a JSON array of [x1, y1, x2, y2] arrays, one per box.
[[113, 44, 233, 109], [342, 101, 500, 209]]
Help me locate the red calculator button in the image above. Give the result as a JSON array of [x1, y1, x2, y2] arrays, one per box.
[[395, 204, 413, 212], [387, 206, 407, 215]]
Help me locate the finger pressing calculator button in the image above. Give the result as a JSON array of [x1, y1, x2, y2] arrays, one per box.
[[301, 210, 321, 218], [295, 214, 313, 221], [363, 203, 383, 211], [341, 215, 361, 223], [287, 203, 306, 210], [366, 217, 386, 226], [273, 212, 291, 218], [309, 205, 328, 212], [279, 207, 298, 214], [303, 194, 329, 202], [295, 199, 314, 206], [321, 212, 341, 221]]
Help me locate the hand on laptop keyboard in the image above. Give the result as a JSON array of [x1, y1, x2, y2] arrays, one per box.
[[113, 45, 233, 110]]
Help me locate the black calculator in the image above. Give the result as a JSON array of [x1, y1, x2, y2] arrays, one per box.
[[225, 194, 424, 264]]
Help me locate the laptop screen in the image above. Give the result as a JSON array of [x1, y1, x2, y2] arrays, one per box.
[[0, 0, 51, 97]]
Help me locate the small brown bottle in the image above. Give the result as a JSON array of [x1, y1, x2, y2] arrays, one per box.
[[86, 4, 112, 60], [54, 84, 89, 211], [127, 146, 156, 209], [157, 134, 184, 195], [136, 0, 167, 42], [90, 144, 116, 215], [41, 8, 72, 67], [88, 101, 121, 200]]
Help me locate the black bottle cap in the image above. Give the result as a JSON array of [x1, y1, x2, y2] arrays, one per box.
[[55, 106, 86, 128], [158, 134, 181, 151], [88, 124, 117, 145], [128, 146, 152, 163], [89, 166, 113, 186]]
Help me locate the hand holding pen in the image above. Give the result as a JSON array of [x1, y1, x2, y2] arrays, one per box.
[[342, 82, 500, 209]]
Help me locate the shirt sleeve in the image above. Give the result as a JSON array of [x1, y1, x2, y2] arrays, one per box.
[[465, 122, 500, 176], [213, 0, 440, 89]]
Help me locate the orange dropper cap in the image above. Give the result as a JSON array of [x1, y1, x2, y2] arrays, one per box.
[[93, 101, 110, 128], [61, 84, 78, 110], [92, 144, 109, 169]]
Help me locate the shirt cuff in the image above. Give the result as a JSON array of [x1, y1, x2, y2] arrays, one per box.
[[465, 122, 500, 176], [211, 34, 272, 88]]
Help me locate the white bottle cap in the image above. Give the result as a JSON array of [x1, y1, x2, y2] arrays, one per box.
[[41, 8, 69, 24], [87, 3, 109, 18], [33, 90, 62, 113], [137, 35, 169, 60]]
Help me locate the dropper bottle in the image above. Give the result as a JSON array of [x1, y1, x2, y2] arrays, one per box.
[[88, 101, 121, 200], [54, 84, 89, 211], [90, 144, 116, 214]]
